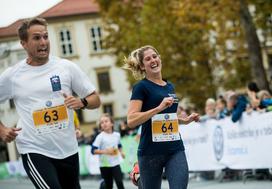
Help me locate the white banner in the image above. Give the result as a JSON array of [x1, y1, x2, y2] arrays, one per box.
[[180, 111, 272, 171], [2, 112, 272, 180]]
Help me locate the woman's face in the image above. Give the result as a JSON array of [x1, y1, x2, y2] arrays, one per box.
[[141, 48, 162, 77]]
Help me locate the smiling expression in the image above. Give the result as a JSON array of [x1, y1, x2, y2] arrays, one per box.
[[141, 48, 162, 77]]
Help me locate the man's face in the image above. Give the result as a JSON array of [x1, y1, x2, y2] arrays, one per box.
[[21, 24, 50, 64]]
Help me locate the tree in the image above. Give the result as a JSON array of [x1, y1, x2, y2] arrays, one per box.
[[96, 0, 271, 110], [239, 0, 270, 91], [97, 0, 217, 111]]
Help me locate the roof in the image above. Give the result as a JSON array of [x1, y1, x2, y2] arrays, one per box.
[[40, 0, 99, 18], [0, 0, 99, 40]]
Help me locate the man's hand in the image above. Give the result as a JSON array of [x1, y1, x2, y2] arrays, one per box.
[[0, 126, 22, 143], [63, 93, 84, 109]]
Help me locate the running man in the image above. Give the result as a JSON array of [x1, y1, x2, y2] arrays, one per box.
[[0, 17, 100, 189]]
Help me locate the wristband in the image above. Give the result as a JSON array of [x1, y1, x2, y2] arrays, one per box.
[[80, 98, 88, 109]]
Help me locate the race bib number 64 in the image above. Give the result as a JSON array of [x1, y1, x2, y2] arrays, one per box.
[[152, 113, 180, 142]]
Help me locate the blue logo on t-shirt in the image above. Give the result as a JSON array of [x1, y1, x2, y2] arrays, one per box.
[[45, 100, 53, 107], [50, 75, 61, 92]]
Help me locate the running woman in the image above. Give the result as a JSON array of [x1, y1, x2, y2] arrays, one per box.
[[124, 45, 199, 189]]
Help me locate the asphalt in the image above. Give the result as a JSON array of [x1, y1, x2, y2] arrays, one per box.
[[0, 176, 271, 189]]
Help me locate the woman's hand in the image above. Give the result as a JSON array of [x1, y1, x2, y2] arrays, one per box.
[[157, 97, 175, 112], [179, 112, 200, 124]]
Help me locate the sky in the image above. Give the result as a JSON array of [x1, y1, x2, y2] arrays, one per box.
[[0, 0, 62, 27]]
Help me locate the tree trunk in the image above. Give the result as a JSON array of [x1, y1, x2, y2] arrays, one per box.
[[239, 0, 271, 91]]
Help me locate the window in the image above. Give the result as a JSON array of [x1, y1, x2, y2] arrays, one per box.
[[97, 71, 112, 93], [9, 99, 15, 109], [90, 26, 103, 52], [59, 28, 74, 56], [103, 103, 114, 116]]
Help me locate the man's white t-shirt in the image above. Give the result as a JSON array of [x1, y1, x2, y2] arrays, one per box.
[[92, 131, 122, 167], [0, 56, 95, 159]]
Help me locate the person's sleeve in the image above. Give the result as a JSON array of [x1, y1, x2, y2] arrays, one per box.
[[0, 68, 13, 103], [117, 133, 122, 149], [68, 60, 96, 98], [91, 134, 101, 154], [261, 99, 272, 107], [73, 111, 80, 129], [91, 145, 98, 155], [232, 97, 247, 122], [130, 82, 146, 101]]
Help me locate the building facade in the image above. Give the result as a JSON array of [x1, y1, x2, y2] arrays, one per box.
[[0, 0, 131, 160]]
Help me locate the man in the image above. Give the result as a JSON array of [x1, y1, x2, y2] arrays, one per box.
[[0, 17, 100, 189]]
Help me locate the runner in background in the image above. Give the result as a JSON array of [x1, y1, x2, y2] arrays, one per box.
[[91, 113, 125, 189]]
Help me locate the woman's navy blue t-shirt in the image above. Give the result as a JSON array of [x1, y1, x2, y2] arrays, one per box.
[[130, 78, 185, 156]]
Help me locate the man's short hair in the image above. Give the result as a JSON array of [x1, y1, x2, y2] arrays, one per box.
[[18, 17, 48, 41]]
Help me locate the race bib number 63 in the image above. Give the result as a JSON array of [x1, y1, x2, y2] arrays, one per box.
[[32, 98, 69, 135]]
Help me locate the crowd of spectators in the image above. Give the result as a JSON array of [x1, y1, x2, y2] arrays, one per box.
[[180, 82, 272, 124], [185, 81, 272, 181]]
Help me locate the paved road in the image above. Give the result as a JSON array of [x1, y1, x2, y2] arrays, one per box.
[[0, 177, 271, 189]]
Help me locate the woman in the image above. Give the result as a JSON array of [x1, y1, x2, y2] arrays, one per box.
[[124, 45, 199, 189]]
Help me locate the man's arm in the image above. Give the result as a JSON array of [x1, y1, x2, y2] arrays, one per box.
[[0, 121, 21, 143], [84, 91, 101, 109], [63, 91, 101, 110]]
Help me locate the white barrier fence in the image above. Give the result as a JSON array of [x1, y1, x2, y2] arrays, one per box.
[[180, 111, 272, 171], [1, 111, 272, 179]]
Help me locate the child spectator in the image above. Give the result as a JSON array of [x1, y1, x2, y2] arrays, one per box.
[[216, 96, 228, 119]]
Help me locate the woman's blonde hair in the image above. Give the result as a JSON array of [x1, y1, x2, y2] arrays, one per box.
[[123, 45, 160, 80]]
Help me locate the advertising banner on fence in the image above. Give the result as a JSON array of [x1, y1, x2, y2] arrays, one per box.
[[1, 112, 272, 179], [180, 112, 272, 171]]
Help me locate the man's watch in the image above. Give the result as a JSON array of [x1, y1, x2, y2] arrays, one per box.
[[80, 98, 88, 109]]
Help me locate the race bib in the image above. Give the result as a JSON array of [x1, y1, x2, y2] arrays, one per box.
[[152, 113, 180, 142], [32, 98, 69, 135]]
